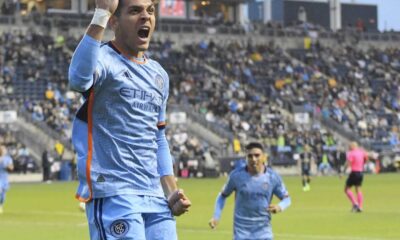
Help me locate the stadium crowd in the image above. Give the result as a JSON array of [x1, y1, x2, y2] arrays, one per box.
[[289, 45, 400, 148], [0, 128, 37, 173], [1, 26, 399, 176]]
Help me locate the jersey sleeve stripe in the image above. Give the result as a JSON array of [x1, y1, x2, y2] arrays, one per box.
[[75, 80, 95, 203]]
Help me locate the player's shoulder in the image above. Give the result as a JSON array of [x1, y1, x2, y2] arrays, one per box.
[[147, 58, 169, 77], [100, 41, 113, 52], [229, 165, 247, 177], [146, 58, 162, 67], [0, 155, 12, 166], [266, 167, 280, 178], [98, 42, 117, 61]]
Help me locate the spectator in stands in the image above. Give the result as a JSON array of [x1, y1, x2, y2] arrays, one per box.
[[41, 149, 52, 183], [1, 0, 16, 15], [318, 149, 332, 175], [45, 85, 55, 100], [333, 145, 347, 178], [4, 16, 400, 177], [17, 144, 30, 174], [356, 18, 365, 32], [0, 145, 14, 214], [70, 151, 77, 181], [232, 134, 241, 155], [54, 140, 64, 161]]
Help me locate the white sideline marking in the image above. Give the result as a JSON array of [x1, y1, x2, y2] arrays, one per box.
[[1, 211, 397, 240], [180, 228, 397, 240], [292, 208, 400, 214], [277, 233, 395, 240], [7, 210, 84, 217], [0, 220, 87, 227]]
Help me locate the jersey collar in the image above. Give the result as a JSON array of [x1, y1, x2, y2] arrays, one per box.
[[108, 41, 147, 65]]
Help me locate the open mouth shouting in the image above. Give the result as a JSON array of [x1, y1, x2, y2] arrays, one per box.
[[138, 26, 150, 40]]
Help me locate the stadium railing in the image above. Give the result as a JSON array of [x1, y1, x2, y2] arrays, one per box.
[[1, 14, 400, 43], [169, 104, 234, 141], [17, 109, 72, 151]]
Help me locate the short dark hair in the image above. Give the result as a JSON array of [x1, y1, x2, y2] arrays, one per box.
[[245, 142, 264, 151], [114, 0, 159, 17], [113, 0, 125, 17]]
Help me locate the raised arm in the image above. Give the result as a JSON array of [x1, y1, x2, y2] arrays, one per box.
[[86, 0, 118, 41], [68, 0, 118, 92]]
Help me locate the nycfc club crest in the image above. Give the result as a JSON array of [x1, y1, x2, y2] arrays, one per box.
[[110, 220, 129, 238], [154, 74, 164, 90]]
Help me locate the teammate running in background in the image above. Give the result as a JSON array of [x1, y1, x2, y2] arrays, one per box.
[[68, 0, 191, 239], [0, 145, 14, 214], [344, 142, 367, 213], [299, 144, 313, 191], [209, 142, 291, 240]]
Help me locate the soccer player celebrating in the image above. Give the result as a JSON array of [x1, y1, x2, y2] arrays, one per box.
[[344, 142, 367, 213], [209, 142, 291, 240], [68, 0, 191, 239], [0, 145, 14, 214]]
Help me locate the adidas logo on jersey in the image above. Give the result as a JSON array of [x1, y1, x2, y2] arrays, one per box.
[[124, 71, 133, 79]]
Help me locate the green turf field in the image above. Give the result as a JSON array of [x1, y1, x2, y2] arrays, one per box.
[[0, 174, 399, 240]]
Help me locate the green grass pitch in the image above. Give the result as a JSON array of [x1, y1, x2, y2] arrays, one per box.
[[0, 174, 399, 240]]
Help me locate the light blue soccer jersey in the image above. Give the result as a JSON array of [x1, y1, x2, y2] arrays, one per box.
[[221, 166, 289, 240], [69, 35, 172, 201], [0, 154, 13, 190]]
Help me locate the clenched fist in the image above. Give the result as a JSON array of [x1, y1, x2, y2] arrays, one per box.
[[267, 204, 282, 214], [167, 189, 191, 216], [96, 0, 119, 14], [208, 218, 219, 229]]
